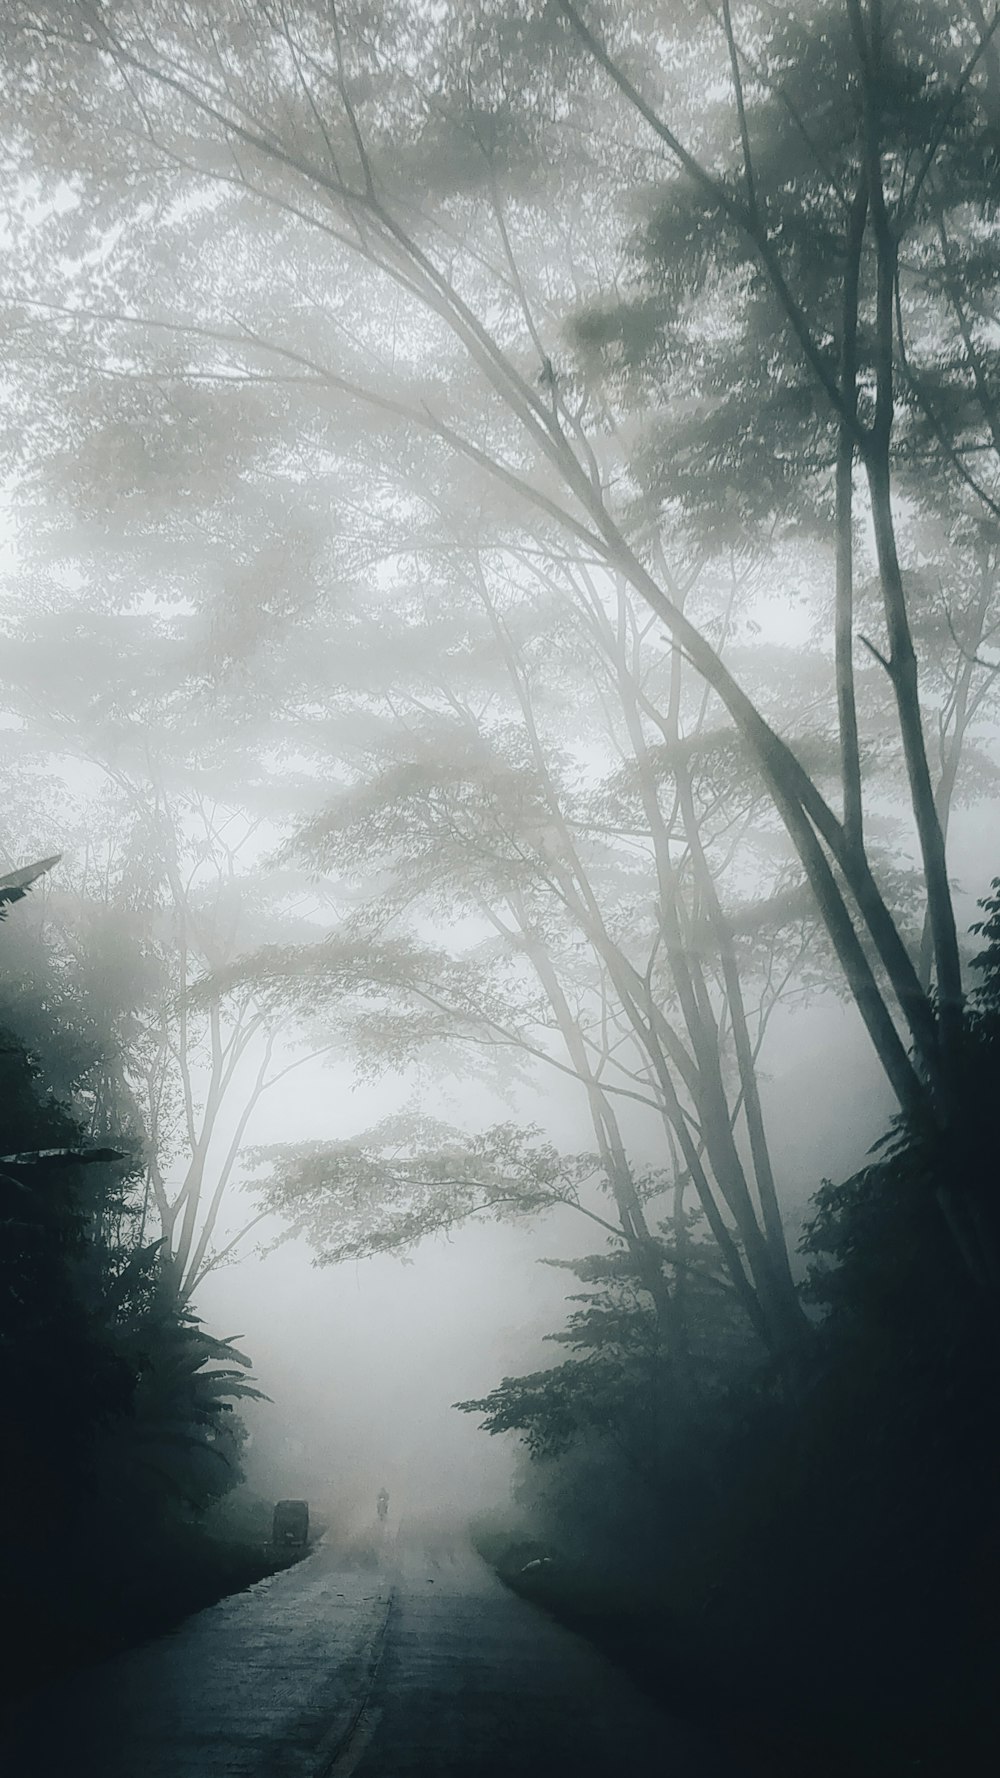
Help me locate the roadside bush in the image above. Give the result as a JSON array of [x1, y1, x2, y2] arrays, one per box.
[[0, 898, 270, 1717], [469, 885, 1000, 1773]]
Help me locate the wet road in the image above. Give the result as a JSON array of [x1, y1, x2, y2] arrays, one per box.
[[1, 1524, 731, 1776], [333, 1528, 729, 1777]]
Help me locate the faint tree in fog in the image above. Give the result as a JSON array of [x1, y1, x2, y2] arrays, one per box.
[[555, 0, 1000, 998], [0, 877, 263, 1624], [3, 0, 1000, 1280], [0, 597, 340, 1300], [221, 561, 830, 1356]]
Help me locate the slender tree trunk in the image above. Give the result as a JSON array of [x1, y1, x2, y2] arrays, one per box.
[[519, 930, 697, 1367], [625, 585, 796, 1301], [864, 445, 963, 1054], [91, 0, 952, 1116], [918, 555, 995, 985], [515, 907, 773, 1348], [674, 763, 794, 1290], [483, 579, 803, 1347], [856, 0, 963, 1063], [182, 1029, 276, 1300], [599, 530, 935, 1105], [628, 773, 805, 1339], [556, 0, 945, 1095], [837, 181, 868, 855]]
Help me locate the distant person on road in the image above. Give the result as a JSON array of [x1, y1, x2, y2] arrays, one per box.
[[376, 1487, 389, 1523]]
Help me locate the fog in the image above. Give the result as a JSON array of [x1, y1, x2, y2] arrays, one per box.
[[196, 792, 997, 1533], [199, 1224, 550, 1519], [2, 4, 999, 1769], [187, 977, 912, 1525]]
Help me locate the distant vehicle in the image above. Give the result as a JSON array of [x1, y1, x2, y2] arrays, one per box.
[[272, 1499, 309, 1547], [376, 1488, 389, 1523]]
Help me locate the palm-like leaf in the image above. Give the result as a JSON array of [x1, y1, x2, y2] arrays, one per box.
[[0, 855, 61, 919]]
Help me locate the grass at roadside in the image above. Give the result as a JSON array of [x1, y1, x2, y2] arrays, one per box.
[[470, 1514, 997, 1778], [1, 1499, 312, 1726]]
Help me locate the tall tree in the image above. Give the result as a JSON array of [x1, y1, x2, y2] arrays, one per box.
[[4, 0, 999, 1277], [227, 552, 829, 1354], [0, 594, 337, 1300]]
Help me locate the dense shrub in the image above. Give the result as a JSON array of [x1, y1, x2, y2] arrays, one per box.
[[470, 885, 1000, 1772], [0, 896, 265, 1714]]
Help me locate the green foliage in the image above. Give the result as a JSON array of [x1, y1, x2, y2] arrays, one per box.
[[0, 6, 998, 1746], [0, 1041, 135, 1525], [0, 887, 265, 1705], [802, 874, 1000, 1326], [0, 853, 60, 917], [457, 1234, 762, 1474], [969, 874, 1000, 1004], [90, 1271, 264, 1516], [253, 1118, 607, 1262], [477, 882, 1000, 1767]]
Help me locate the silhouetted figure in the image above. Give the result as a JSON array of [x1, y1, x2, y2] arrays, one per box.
[[376, 1487, 389, 1523]]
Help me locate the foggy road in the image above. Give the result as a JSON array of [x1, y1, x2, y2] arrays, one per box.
[[0, 1523, 729, 1777], [328, 1524, 729, 1777]]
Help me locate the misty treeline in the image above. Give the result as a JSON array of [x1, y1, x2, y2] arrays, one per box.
[[0, 861, 271, 1706], [1, 0, 1000, 1757]]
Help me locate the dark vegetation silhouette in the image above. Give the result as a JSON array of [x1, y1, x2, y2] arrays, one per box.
[[0, 876, 285, 1718], [465, 887, 1000, 1775], [1, 2, 999, 1769]]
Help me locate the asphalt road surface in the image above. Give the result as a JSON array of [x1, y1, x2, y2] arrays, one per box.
[[1, 1521, 732, 1776]]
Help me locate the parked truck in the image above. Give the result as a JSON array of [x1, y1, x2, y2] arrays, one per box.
[[272, 1499, 309, 1547]]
